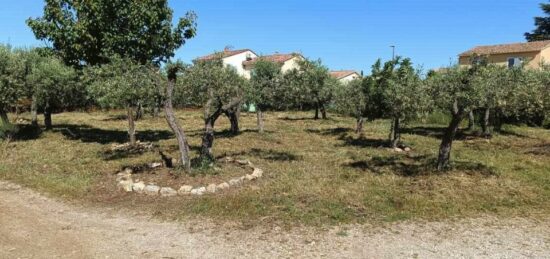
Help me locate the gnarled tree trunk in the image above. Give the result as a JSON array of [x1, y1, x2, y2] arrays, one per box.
[[257, 108, 264, 133], [356, 117, 364, 134], [467, 110, 475, 131], [44, 103, 52, 130], [389, 117, 401, 148], [164, 75, 191, 172], [437, 102, 464, 170], [481, 108, 491, 137], [126, 106, 136, 146], [320, 104, 327, 120], [314, 106, 319, 120], [31, 95, 38, 127], [224, 103, 240, 135]]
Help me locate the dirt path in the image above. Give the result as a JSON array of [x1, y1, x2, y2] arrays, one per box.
[[1, 181, 548, 259]]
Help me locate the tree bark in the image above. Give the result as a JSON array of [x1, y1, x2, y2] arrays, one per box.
[[482, 108, 491, 137], [320, 104, 327, 119], [314, 106, 319, 120], [467, 110, 475, 131], [126, 106, 136, 146], [164, 76, 191, 172], [389, 117, 401, 148], [355, 117, 364, 134], [44, 103, 52, 130], [135, 102, 143, 121], [200, 115, 218, 162], [257, 108, 264, 133], [437, 103, 464, 171], [224, 107, 240, 135], [31, 95, 38, 127]]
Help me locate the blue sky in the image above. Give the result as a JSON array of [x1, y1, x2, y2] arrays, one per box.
[[0, 0, 544, 73]]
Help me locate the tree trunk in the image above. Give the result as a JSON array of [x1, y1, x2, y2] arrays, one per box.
[[389, 117, 401, 148], [314, 106, 319, 120], [127, 106, 136, 146], [135, 102, 143, 121], [320, 104, 327, 120], [164, 77, 191, 172], [0, 110, 9, 126], [31, 96, 38, 127], [482, 108, 491, 137], [355, 117, 364, 134], [467, 111, 475, 131], [437, 112, 463, 170], [44, 103, 52, 130], [200, 116, 217, 162], [257, 108, 264, 133]]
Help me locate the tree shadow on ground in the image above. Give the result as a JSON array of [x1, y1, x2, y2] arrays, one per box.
[[217, 148, 301, 162], [101, 114, 127, 121], [402, 126, 531, 140], [305, 127, 352, 136], [278, 116, 317, 121], [53, 124, 173, 144], [344, 154, 497, 177], [10, 124, 43, 141]]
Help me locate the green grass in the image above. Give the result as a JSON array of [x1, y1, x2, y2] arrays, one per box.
[[0, 110, 549, 226]]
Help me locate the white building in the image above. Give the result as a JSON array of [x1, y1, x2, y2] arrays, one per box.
[[329, 70, 362, 83], [242, 53, 305, 73], [196, 48, 258, 79]]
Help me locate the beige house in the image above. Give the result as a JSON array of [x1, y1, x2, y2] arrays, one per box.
[[242, 53, 305, 73], [196, 48, 258, 79], [330, 70, 362, 83], [459, 40, 550, 69]]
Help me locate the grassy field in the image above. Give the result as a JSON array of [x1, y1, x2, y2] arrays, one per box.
[[1, 110, 549, 226]]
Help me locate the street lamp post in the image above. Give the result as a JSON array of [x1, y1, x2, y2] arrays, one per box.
[[390, 45, 395, 61]]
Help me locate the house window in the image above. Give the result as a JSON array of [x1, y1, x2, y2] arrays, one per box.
[[508, 57, 522, 68]]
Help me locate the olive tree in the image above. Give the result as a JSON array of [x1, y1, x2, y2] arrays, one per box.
[[381, 58, 428, 147], [0, 45, 23, 126], [248, 59, 283, 133], [333, 78, 368, 133], [87, 58, 161, 146], [27, 55, 79, 130], [286, 59, 336, 119], [427, 66, 483, 170], [176, 59, 247, 161]]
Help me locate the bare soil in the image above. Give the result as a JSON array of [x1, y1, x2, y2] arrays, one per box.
[[1, 180, 549, 259]]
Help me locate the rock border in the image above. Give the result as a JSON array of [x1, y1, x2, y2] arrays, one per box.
[[116, 157, 264, 197]]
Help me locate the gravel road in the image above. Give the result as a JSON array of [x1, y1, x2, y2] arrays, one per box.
[[1, 181, 548, 258]]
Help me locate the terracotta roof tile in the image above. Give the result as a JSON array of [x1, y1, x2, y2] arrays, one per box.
[[242, 53, 301, 68], [196, 49, 255, 61], [459, 41, 550, 57], [330, 70, 360, 79]]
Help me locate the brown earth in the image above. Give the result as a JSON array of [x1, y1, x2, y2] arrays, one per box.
[[1, 180, 549, 259]]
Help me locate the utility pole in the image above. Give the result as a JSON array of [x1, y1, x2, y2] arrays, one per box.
[[390, 45, 396, 61]]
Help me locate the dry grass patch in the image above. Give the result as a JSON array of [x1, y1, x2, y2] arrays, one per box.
[[0, 110, 549, 225]]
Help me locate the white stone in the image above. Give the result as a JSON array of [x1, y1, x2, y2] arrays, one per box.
[[150, 162, 163, 168], [245, 174, 256, 181], [191, 187, 206, 196], [144, 185, 160, 196], [132, 181, 146, 193], [394, 147, 404, 152], [252, 168, 263, 178], [229, 178, 242, 186], [178, 185, 193, 195], [206, 184, 218, 193], [217, 182, 230, 190], [118, 179, 133, 192], [236, 159, 249, 165], [404, 147, 411, 152], [160, 187, 177, 197], [124, 168, 133, 174], [116, 171, 132, 182]]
